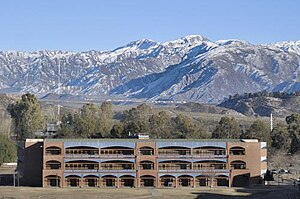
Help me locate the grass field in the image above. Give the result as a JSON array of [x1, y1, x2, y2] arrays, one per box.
[[0, 186, 299, 199]]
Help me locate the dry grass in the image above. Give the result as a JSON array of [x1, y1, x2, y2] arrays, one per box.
[[0, 186, 298, 199]]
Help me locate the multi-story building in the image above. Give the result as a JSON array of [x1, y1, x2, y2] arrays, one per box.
[[19, 138, 267, 188]]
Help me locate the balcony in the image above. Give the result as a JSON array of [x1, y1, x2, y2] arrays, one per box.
[[65, 146, 99, 157], [192, 147, 226, 158], [65, 160, 99, 172], [158, 160, 192, 172], [158, 147, 191, 158], [100, 147, 135, 158], [99, 160, 135, 172]]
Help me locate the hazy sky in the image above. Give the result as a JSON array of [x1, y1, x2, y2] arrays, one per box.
[[1, 0, 299, 51]]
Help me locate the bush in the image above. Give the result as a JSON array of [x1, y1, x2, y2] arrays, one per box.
[[0, 135, 17, 165]]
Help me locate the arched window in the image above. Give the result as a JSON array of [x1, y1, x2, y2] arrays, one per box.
[[139, 146, 154, 155], [45, 160, 61, 170], [45, 146, 61, 155], [231, 160, 246, 169], [139, 160, 154, 170], [229, 146, 245, 155]]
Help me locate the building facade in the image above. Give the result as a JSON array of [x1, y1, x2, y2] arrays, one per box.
[[20, 138, 267, 188]]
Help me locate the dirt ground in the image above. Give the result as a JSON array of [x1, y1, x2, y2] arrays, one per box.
[[0, 186, 299, 199]]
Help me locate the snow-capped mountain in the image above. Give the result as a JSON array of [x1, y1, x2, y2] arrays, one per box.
[[0, 35, 300, 103]]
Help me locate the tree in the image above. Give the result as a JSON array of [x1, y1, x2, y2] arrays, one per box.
[[77, 104, 99, 138], [271, 123, 290, 151], [172, 114, 207, 139], [286, 113, 300, 153], [98, 102, 114, 137], [121, 103, 152, 136], [0, 135, 16, 165], [110, 122, 125, 138], [7, 93, 44, 140], [264, 169, 274, 182], [244, 120, 271, 143], [57, 113, 79, 138], [212, 117, 241, 139], [149, 111, 174, 138]]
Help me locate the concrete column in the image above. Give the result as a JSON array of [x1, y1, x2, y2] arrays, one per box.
[[79, 177, 84, 188], [175, 177, 178, 188], [116, 177, 119, 188], [193, 177, 196, 188]]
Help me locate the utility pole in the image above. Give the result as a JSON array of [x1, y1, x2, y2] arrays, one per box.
[[57, 60, 61, 124], [270, 113, 273, 132], [13, 172, 15, 187]]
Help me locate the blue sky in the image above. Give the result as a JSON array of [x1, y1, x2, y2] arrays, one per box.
[[1, 0, 299, 51]]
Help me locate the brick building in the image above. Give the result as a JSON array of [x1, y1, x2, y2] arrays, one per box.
[[18, 138, 267, 188]]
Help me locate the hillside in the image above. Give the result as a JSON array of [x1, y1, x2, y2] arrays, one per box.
[[218, 92, 300, 117]]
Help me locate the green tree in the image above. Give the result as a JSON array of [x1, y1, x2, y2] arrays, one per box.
[[244, 120, 271, 143], [77, 104, 99, 138], [97, 102, 114, 137], [271, 123, 290, 151], [57, 113, 79, 138], [149, 111, 174, 138], [110, 122, 125, 138], [286, 113, 300, 153], [7, 93, 44, 140], [172, 114, 207, 139], [121, 103, 152, 136], [212, 117, 241, 139], [0, 135, 16, 165]]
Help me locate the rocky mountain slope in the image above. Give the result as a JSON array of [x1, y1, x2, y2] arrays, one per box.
[[218, 92, 300, 117], [0, 35, 300, 103]]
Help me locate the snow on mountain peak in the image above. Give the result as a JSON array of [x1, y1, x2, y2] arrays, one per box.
[[216, 39, 250, 46], [271, 40, 300, 54], [113, 39, 159, 52]]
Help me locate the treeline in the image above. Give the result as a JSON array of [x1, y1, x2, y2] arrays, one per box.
[[228, 91, 300, 101], [212, 115, 300, 154], [58, 103, 208, 139], [6, 93, 300, 155]]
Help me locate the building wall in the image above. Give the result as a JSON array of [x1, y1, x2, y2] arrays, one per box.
[[22, 139, 43, 187], [22, 139, 268, 188]]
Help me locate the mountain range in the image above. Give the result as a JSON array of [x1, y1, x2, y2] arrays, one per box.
[[0, 35, 300, 103]]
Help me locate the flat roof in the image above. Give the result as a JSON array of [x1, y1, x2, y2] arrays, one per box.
[[44, 138, 255, 142]]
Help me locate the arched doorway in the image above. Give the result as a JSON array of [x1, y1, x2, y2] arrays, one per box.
[[196, 175, 209, 187], [160, 175, 176, 187], [84, 175, 99, 187], [102, 175, 117, 187], [215, 175, 229, 187], [178, 175, 193, 187], [120, 175, 135, 187], [65, 175, 80, 187], [45, 175, 61, 187], [140, 175, 156, 187], [232, 173, 250, 187]]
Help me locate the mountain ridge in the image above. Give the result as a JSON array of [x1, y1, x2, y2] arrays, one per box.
[[0, 35, 300, 103]]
